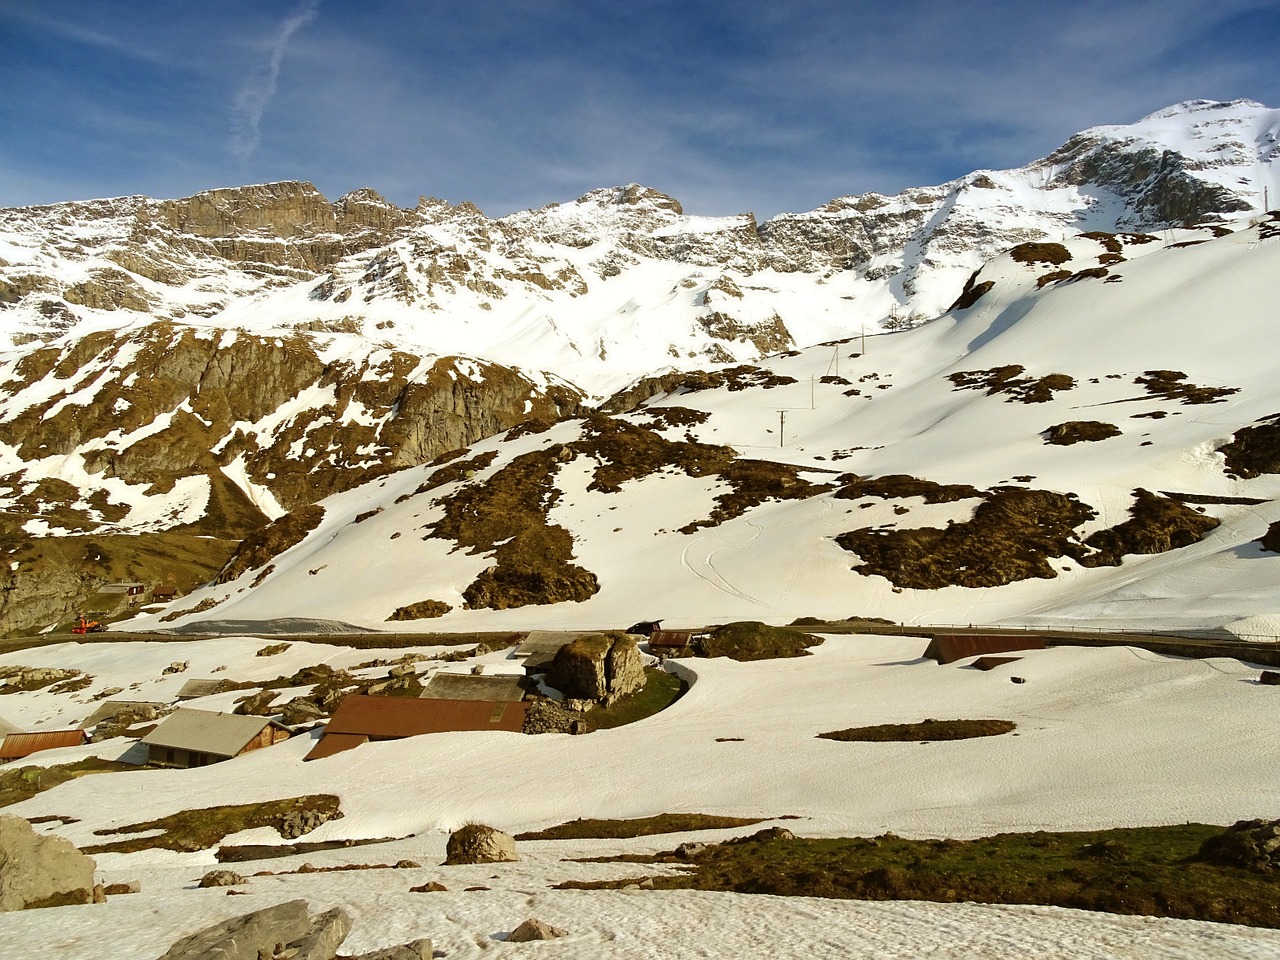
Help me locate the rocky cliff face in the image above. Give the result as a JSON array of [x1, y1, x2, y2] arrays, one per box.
[[0, 322, 581, 635]]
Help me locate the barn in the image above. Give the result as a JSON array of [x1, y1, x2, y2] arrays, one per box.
[[140, 709, 291, 768], [305, 695, 528, 761]]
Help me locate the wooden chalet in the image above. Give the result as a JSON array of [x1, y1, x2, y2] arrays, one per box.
[[141, 709, 290, 768], [923, 633, 1045, 665], [0, 729, 88, 762], [305, 695, 528, 761]]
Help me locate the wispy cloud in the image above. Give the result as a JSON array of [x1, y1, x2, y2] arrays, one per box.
[[229, 0, 320, 161]]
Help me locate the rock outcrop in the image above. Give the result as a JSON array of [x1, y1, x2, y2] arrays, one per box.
[[443, 824, 519, 865], [0, 815, 96, 911], [508, 918, 569, 942], [1197, 819, 1280, 874], [546, 632, 646, 703]]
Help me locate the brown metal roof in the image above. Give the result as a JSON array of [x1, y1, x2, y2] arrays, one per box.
[[0, 729, 87, 760], [924, 634, 1045, 665], [649, 629, 693, 648], [304, 732, 368, 761], [304, 695, 527, 761]]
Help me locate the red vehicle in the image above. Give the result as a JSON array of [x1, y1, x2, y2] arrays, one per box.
[[71, 616, 104, 635]]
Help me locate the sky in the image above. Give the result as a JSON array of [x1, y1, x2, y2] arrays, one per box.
[[2, 0, 1278, 219]]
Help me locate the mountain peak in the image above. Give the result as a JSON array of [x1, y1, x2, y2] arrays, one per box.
[[1138, 98, 1267, 122]]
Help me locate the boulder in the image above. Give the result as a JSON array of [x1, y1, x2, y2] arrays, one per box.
[[508, 918, 568, 942], [280, 807, 335, 840], [410, 881, 448, 892], [444, 824, 519, 865], [348, 940, 432, 960], [546, 632, 645, 702], [289, 906, 353, 960], [1198, 819, 1280, 873], [232, 689, 279, 716], [0, 814, 96, 911], [157, 899, 311, 960], [197, 869, 246, 888], [280, 697, 328, 726]]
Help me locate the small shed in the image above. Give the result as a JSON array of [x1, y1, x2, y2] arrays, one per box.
[[626, 620, 663, 636], [420, 673, 528, 703], [305, 695, 527, 761], [141, 709, 290, 768], [923, 634, 1045, 665], [648, 629, 693, 652], [153, 586, 179, 602], [0, 730, 88, 762]]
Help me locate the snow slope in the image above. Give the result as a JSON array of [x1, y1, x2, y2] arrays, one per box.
[[2, 632, 1279, 957], [144, 214, 1280, 636]]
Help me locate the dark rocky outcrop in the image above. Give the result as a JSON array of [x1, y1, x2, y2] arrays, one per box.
[[1197, 819, 1280, 874], [546, 633, 645, 702]]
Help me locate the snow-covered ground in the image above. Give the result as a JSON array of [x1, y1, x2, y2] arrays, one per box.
[[2, 631, 1279, 957], [139, 214, 1280, 638]]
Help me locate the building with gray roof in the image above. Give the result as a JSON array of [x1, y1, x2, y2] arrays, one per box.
[[140, 708, 290, 768]]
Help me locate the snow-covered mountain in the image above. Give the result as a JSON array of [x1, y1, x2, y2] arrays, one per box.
[[2, 99, 1276, 397], [144, 212, 1280, 637], [3, 98, 1279, 636]]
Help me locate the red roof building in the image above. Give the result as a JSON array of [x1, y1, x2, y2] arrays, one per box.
[[0, 729, 88, 761], [923, 634, 1044, 665], [305, 695, 528, 761]]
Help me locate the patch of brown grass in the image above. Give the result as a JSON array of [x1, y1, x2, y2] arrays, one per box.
[[948, 272, 995, 310], [1137, 370, 1239, 405], [1218, 414, 1280, 479], [387, 599, 452, 621], [217, 505, 325, 584], [605, 823, 1280, 929], [516, 812, 771, 841], [948, 366, 1075, 403], [1043, 421, 1121, 445], [837, 487, 1096, 588], [1009, 242, 1071, 265], [1080, 489, 1220, 567], [835, 474, 982, 504], [697, 621, 821, 661], [83, 795, 342, 854], [818, 719, 1016, 741]]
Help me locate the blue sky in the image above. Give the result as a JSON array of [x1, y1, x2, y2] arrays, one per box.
[[2, 0, 1278, 217]]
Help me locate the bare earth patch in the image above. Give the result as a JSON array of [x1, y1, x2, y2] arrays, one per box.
[[817, 719, 1016, 742]]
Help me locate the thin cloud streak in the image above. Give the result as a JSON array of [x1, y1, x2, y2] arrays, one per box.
[[229, 0, 321, 161]]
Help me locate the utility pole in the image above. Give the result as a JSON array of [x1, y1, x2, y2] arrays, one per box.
[[810, 375, 815, 410], [777, 410, 786, 447]]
